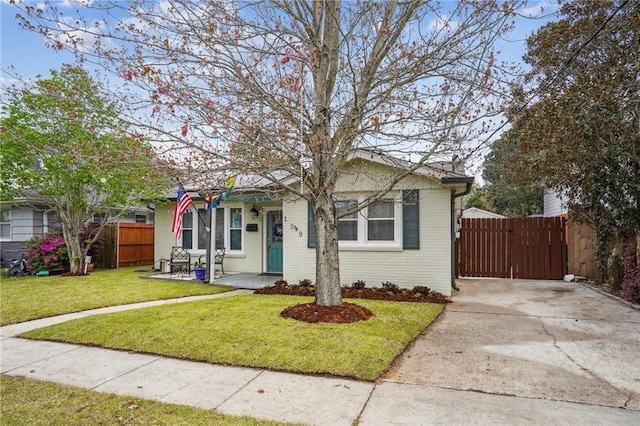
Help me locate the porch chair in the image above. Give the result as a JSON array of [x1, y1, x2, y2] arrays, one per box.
[[169, 246, 191, 277], [214, 248, 226, 276]]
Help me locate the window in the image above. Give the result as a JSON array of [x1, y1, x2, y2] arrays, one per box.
[[215, 208, 225, 250], [229, 208, 242, 251], [183, 207, 242, 252], [335, 196, 399, 246], [182, 211, 194, 249], [0, 209, 10, 240], [368, 200, 395, 241], [135, 214, 147, 224], [196, 211, 207, 250], [336, 200, 358, 241], [308, 191, 419, 250], [92, 212, 107, 223], [182, 209, 207, 250]]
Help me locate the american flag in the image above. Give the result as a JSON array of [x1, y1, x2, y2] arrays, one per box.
[[171, 188, 193, 238]]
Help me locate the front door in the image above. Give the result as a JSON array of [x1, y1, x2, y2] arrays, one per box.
[[266, 210, 283, 272]]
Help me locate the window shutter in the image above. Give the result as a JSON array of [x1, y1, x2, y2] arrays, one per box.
[[307, 201, 316, 248], [403, 190, 420, 249]]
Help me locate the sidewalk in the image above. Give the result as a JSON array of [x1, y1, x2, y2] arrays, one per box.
[[2, 286, 639, 425]]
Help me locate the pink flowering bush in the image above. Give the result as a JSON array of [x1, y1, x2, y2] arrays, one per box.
[[24, 232, 69, 273]]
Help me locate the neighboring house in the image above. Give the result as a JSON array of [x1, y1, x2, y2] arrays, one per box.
[[155, 150, 473, 296], [544, 189, 568, 217], [461, 207, 506, 219], [0, 199, 154, 267]]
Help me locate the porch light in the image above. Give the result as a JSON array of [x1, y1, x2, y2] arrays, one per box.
[[250, 205, 259, 218]]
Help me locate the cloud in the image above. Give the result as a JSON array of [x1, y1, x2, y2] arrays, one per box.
[[519, 1, 560, 18], [427, 13, 459, 33]]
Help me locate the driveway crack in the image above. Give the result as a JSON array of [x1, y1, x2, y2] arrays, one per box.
[[540, 322, 628, 401]]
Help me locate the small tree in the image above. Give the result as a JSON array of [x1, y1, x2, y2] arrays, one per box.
[[1, 65, 169, 274], [464, 185, 489, 211]]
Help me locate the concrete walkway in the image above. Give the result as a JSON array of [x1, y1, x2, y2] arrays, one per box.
[[2, 281, 639, 425], [145, 271, 282, 289]]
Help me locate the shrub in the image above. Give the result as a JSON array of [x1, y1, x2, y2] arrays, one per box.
[[413, 286, 431, 295], [298, 278, 313, 287], [24, 232, 69, 273], [352, 280, 366, 289], [274, 279, 288, 288], [622, 237, 640, 304], [381, 281, 399, 292]]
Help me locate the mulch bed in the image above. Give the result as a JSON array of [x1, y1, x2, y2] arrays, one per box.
[[281, 302, 374, 323], [256, 283, 450, 324]]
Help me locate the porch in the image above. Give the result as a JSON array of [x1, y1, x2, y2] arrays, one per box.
[[147, 271, 282, 290]]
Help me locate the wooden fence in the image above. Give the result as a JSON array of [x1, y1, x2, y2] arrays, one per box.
[[566, 219, 597, 279], [456, 217, 568, 280], [95, 223, 154, 268]]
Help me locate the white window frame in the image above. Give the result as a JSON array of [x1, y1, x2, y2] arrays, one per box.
[[200, 206, 245, 255], [0, 208, 11, 241], [180, 209, 195, 250], [337, 194, 402, 250], [225, 206, 244, 253]]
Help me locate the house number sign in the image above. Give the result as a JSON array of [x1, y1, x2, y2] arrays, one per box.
[[283, 216, 303, 238], [289, 223, 303, 238]]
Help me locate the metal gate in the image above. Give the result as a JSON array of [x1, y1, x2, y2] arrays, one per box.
[[455, 217, 568, 280]]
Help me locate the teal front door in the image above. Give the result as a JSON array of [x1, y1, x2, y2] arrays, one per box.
[[267, 210, 283, 272]]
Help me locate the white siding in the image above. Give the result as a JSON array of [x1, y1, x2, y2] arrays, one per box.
[[544, 190, 567, 217], [154, 159, 460, 295], [154, 203, 178, 266], [154, 200, 277, 273], [10, 208, 40, 242], [283, 161, 455, 296]]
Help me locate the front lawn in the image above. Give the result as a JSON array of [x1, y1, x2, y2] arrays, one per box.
[[0, 376, 299, 426], [0, 267, 233, 326], [21, 294, 443, 380]]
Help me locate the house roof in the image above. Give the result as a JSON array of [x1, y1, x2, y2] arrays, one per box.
[[346, 149, 471, 181], [169, 148, 473, 200], [462, 207, 506, 219]]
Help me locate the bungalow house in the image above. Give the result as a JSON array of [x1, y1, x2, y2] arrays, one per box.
[[154, 150, 473, 296]]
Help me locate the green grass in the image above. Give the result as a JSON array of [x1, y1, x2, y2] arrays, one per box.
[[0, 376, 301, 426], [0, 267, 233, 326], [20, 294, 442, 380]]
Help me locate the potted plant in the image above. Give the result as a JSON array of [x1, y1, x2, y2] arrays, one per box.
[[193, 261, 206, 280]]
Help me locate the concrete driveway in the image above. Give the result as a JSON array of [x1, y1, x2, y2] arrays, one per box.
[[384, 278, 640, 411]]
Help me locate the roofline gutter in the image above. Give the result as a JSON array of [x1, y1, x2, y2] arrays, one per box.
[[442, 177, 474, 292]]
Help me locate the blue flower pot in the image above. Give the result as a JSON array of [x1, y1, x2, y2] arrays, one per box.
[[194, 267, 206, 280]]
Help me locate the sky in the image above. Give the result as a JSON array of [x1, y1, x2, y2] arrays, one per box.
[[0, 0, 561, 178], [1, 0, 560, 82]]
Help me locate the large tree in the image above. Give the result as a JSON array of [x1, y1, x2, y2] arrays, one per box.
[[0, 65, 169, 274], [13, 1, 523, 305], [508, 0, 639, 238], [481, 130, 543, 217]]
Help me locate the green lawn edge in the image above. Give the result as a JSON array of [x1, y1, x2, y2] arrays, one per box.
[[20, 294, 443, 381], [0, 267, 234, 326], [0, 375, 302, 426]]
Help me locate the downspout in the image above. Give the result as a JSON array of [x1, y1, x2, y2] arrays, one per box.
[[442, 177, 473, 292]]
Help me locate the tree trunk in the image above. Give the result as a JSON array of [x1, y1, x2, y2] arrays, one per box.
[[62, 221, 84, 274], [313, 192, 343, 307]]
